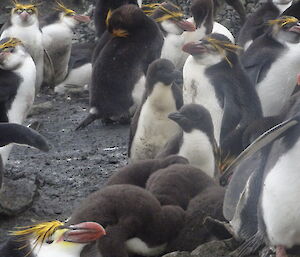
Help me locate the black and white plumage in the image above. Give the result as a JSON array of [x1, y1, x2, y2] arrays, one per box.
[[241, 16, 300, 117], [77, 5, 164, 130], [0, 37, 36, 165], [128, 59, 183, 162]]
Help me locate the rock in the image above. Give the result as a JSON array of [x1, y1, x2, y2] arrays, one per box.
[[163, 251, 192, 257], [29, 101, 53, 117], [0, 178, 38, 216]]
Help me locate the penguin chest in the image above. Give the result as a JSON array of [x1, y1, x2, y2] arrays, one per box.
[[125, 237, 167, 256], [183, 58, 223, 144], [257, 44, 300, 116], [178, 130, 215, 178], [262, 139, 300, 247]]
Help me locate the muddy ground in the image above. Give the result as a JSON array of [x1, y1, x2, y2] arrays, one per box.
[[0, 91, 130, 241]]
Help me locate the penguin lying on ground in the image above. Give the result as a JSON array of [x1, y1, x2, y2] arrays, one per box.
[[41, 2, 90, 89], [147, 2, 196, 70], [182, 33, 262, 160], [77, 5, 164, 129], [0, 1, 43, 92], [107, 155, 188, 187], [238, 0, 293, 50], [0, 37, 36, 165], [0, 221, 106, 257], [54, 41, 96, 95], [157, 104, 219, 179], [128, 59, 183, 162], [219, 91, 300, 257], [241, 16, 300, 117]]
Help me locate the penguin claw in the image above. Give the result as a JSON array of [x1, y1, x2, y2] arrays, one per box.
[[76, 114, 97, 131]]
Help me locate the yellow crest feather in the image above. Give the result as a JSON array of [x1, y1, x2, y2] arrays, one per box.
[[12, 0, 40, 11], [268, 16, 299, 27], [0, 38, 22, 49], [55, 1, 76, 15]]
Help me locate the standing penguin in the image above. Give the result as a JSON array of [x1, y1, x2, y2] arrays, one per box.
[[238, 0, 293, 50], [0, 37, 36, 165], [41, 2, 90, 88], [77, 5, 164, 130], [157, 104, 219, 179], [241, 16, 300, 116], [182, 33, 262, 148], [129, 59, 183, 162], [0, 1, 43, 92]]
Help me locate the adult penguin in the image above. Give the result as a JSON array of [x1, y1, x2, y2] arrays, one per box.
[[128, 59, 183, 162], [77, 5, 164, 130], [0, 0, 43, 92], [182, 33, 262, 150], [0, 37, 36, 165], [238, 0, 293, 50], [41, 2, 90, 88], [241, 16, 300, 116], [94, 0, 142, 38]]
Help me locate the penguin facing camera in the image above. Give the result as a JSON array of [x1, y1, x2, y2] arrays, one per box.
[[76, 4, 164, 130], [129, 58, 183, 162]]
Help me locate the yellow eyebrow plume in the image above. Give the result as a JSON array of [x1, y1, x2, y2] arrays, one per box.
[[12, 0, 39, 10], [55, 1, 76, 15], [0, 38, 22, 49], [268, 16, 299, 27]]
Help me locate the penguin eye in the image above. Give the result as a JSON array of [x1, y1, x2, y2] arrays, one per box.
[[27, 9, 33, 14], [15, 9, 23, 14]]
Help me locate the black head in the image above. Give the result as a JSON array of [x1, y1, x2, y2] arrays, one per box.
[[268, 16, 300, 43], [191, 0, 214, 31], [107, 4, 150, 38], [168, 104, 214, 135], [146, 58, 181, 91], [182, 33, 240, 67]]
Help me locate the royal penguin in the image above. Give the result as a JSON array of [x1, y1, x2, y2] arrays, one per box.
[[0, 221, 106, 257], [241, 16, 300, 117], [67, 184, 185, 257], [41, 2, 90, 88], [0, 37, 36, 166], [77, 5, 164, 129], [94, 0, 142, 38], [0, 1, 43, 92], [147, 2, 196, 70], [54, 41, 96, 95], [219, 91, 300, 257], [128, 59, 183, 162], [182, 33, 262, 149], [157, 104, 219, 179], [238, 0, 293, 50]]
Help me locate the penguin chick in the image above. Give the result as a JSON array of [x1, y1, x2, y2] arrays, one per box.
[[0, 221, 106, 257], [241, 16, 300, 117], [0, 37, 36, 165], [42, 2, 90, 88], [76, 5, 164, 130], [157, 104, 219, 178], [67, 185, 185, 257], [182, 33, 262, 148], [0, 1, 43, 92], [129, 59, 183, 162], [148, 2, 196, 70], [107, 155, 188, 187], [146, 163, 219, 209]]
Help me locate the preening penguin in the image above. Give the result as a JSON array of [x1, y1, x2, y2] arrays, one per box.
[[41, 2, 90, 88], [241, 16, 300, 116], [67, 185, 185, 257], [77, 5, 164, 130], [129, 59, 183, 162], [0, 1, 43, 92], [0, 221, 106, 257], [0, 37, 36, 165], [157, 104, 219, 178], [182, 33, 262, 148]]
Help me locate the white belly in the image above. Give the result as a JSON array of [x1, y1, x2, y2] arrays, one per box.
[[262, 139, 300, 247], [257, 44, 300, 116], [178, 130, 215, 178], [125, 237, 166, 256], [129, 75, 146, 115], [183, 57, 223, 144]]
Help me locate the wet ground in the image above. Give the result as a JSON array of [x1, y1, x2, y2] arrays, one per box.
[[0, 91, 129, 242]]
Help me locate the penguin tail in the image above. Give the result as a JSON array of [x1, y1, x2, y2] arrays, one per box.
[[76, 114, 97, 131], [0, 123, 50, 152]]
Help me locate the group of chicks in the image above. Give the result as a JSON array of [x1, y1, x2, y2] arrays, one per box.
[[0, 0, 300, 257]]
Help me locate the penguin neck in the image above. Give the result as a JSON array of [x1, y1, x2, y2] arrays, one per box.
[[179, 129, 216, 178], [193, 11, 213, 35]]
